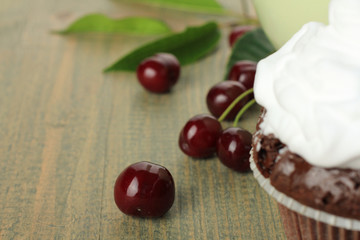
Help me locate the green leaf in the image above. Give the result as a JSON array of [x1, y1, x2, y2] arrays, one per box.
[[104, 21, 220, 72], [55, 14, 172, 35], [224, 28, 275, 79], [125, 0, 226, 14]]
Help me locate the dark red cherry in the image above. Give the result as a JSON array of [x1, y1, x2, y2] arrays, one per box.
[[179, 114, 222, 158], [216, 127, 252, 172], [114, 161, 175, 218], [206, 81, 250, 121], [227, 61, 257, 90], [136, 53, 180, 93], [229, 25, 255, 47]]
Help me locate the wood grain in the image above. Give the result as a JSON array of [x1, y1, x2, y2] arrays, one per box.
[[0, 0, 285, 239]]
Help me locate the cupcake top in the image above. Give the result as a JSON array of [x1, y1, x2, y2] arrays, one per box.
[[254, 0, 360, 169]]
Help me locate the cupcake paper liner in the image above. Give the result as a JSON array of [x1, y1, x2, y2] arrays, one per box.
[[277, 203, 360, 240], [250, 150, 360, 231]]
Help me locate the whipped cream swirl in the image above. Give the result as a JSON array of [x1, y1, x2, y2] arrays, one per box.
[[254, 0, 360, 169]]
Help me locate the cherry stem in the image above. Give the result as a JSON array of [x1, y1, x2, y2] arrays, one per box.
[[218, 88, 254, 122], [233, 99, 256, 127]]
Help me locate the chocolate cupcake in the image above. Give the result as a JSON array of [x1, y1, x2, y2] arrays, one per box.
[[251, 0, 360, 239]]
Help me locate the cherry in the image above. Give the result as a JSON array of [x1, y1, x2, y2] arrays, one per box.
[[216, 127, 252, 172], [227, 61, 257, 90], [179, 114, 222, 158], [206, 81, 250, 121], [228, 25, 255, 47], [136, 53, 180, 93], [114, 161, 175, 218]]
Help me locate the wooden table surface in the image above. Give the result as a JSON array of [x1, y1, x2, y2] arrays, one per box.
[[0, 0, 285, 239]]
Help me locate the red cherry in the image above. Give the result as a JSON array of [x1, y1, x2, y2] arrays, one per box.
[[228, 25, 255, 47], [227, 61, 257, 90], [114, 161, 175, 218], [216, 127, 252, 172], [136, 53, 180, 93], [206, 81, 250, 121], [179, 114, 222, 158]]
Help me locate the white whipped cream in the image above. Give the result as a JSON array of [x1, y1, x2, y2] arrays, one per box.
[[254, 0, 360, 169]]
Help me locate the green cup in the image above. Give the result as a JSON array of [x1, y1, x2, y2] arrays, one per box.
[[252, 0, 330, 49]]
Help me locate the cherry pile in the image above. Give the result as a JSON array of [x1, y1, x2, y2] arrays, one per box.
[[179, 59, 256, 172], [177, 24, 257, 172], [114, 25, 256, 218]]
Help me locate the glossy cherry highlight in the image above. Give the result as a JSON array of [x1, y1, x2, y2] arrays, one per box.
[[179, 114, 222, 158], [227, 60, 257, 90], [136, 53, 180, 93], [114, 161, 175, 218], [216, 127, 252, 172], [206, 81, 250, 121]]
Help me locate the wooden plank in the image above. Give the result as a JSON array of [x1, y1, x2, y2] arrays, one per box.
[[0, 0, 285, 239]]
